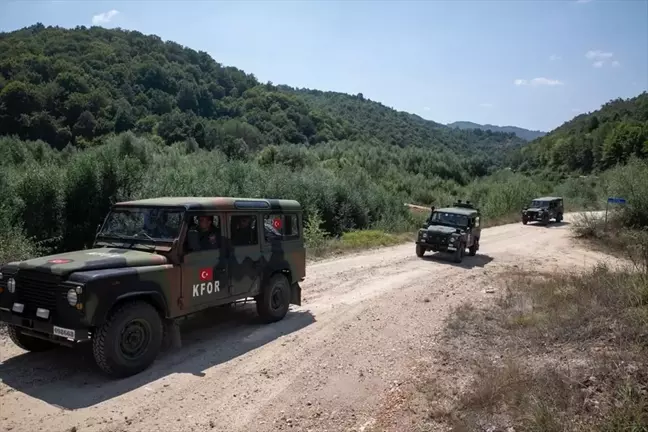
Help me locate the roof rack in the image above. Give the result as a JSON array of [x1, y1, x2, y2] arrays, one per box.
[[452, 199, 476, 209]]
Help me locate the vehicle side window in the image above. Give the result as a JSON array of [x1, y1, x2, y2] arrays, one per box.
[[285, 214, 299, 238], [231, 214, 258, 246], [185, 213, 221, 252], [263, 213, 300, 242]]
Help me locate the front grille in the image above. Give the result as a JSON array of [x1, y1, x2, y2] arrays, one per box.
[[427, 235, 448, 244], [14, 270, 64, 314]]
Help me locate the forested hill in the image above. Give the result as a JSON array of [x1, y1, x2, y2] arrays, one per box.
[[508, 92, 648, 174], [447, 121, 546, 141], [0, 24, 525, 161]]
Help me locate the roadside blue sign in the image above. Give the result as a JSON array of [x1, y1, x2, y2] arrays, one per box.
[[607, 197, 626, 204]]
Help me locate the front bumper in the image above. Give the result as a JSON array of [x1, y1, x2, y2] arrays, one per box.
[[523, 212, 547, 221], [415, 241, 457, 252], [0, 308, 91, 343]]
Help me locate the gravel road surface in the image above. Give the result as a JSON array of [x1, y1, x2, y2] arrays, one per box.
[[0, 212, 617, 432]]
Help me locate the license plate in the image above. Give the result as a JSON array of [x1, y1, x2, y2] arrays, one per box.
[[53, 326, 75, 339]]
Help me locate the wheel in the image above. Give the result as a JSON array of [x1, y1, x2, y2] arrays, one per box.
[[468, 241, 478, 256], [7, 325, 57, 352], [256, 273, 291, 323], [416, 244, 425, 257], [542, 213, 550, 226], [92, 301, 163, 378], [453, 243, 464, 263], [556, 213, 563, 223], [522, 217, 528, 225]]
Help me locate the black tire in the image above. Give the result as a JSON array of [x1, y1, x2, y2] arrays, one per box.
[[453, 243, 464, 263], [556, 213, 563, 223], [92, 301, 163, 378], [468, 241, 478, 256], [7, 325, 57, 352], [542, 213, 550, 226], [522, 217, 528, 225], [256, 273, 291, 324], [416, 244, 425, 257]]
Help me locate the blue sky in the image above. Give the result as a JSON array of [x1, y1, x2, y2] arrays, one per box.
[[1, 0, 647, 132]]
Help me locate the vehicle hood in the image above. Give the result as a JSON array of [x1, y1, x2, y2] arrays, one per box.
[[425, 225, 460, 235], [525, 207, 547, 212], [12, 248, 169, 276]]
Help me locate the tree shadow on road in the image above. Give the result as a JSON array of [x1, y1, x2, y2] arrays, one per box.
[[421, 253, 494, 269], [0, 305, 315, 410]]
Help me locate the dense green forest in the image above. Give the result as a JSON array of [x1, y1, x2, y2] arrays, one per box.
[[0, 23, 646, 264], [447, 121, 546, 141], [0, 24, 522, 167], [508, 92, 648, 174]]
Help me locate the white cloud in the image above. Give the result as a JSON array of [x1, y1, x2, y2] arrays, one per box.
[[92, 9, 119, 25], [586, 50, 613, 60], [479, 103, 494, 108], [585, 49, 620, 68], [423, 106, 431, 111], [549, 54, 561, 61], [514, 77, 564, 87]]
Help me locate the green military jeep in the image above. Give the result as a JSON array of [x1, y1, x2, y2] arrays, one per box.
[[415, 201, 482, 263], [521, 196, 564, 225], [0, 197, 305, 378]]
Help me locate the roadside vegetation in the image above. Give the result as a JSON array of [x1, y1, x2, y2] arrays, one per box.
[[404, 159, 648, 432]]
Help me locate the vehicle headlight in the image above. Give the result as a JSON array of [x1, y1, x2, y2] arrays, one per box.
[[421, 232, 428, 238], [66, 289, 78, 306], [0, 271, 3, 280], [7, 278, 16, 293]]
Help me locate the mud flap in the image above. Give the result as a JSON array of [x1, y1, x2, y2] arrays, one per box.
[[290, 282, 302, 306], [162, 319, 182, 350]]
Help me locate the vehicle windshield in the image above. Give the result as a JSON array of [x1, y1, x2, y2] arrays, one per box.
[[530, 200, 550, 208], [429, 211, 469, 227], [98, 208, 184, 242]]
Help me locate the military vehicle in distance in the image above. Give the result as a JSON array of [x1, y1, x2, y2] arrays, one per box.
[[415, 200, 481, 263], [521, 196, 564, 225], [0, 197, 305, 378]]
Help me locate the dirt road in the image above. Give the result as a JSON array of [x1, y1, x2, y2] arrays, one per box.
[[0, 213, 619, 432]]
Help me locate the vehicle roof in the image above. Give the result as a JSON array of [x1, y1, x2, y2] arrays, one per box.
[[532, 196, 563, 201], [114, 197, 302, 212], [434, 207, 479, 216]]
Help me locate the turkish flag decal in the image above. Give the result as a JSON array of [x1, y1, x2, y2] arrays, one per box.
[[199, 268, 213, 281]]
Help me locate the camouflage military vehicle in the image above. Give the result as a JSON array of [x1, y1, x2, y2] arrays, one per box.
[[0, 197, 305, 378], [521, 196, 563, 225], [415, 201, 481, 263]]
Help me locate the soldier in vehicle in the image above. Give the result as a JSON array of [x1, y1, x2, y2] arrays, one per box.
[[197, 215, 219, 250], [232, 215, 255, 245]]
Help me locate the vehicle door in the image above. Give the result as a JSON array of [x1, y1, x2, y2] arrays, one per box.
[[181, 212, 230, 313], [228, 213, 263, 297]]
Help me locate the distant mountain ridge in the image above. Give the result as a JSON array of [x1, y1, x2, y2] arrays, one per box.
[[447, 121, 546, 141]]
